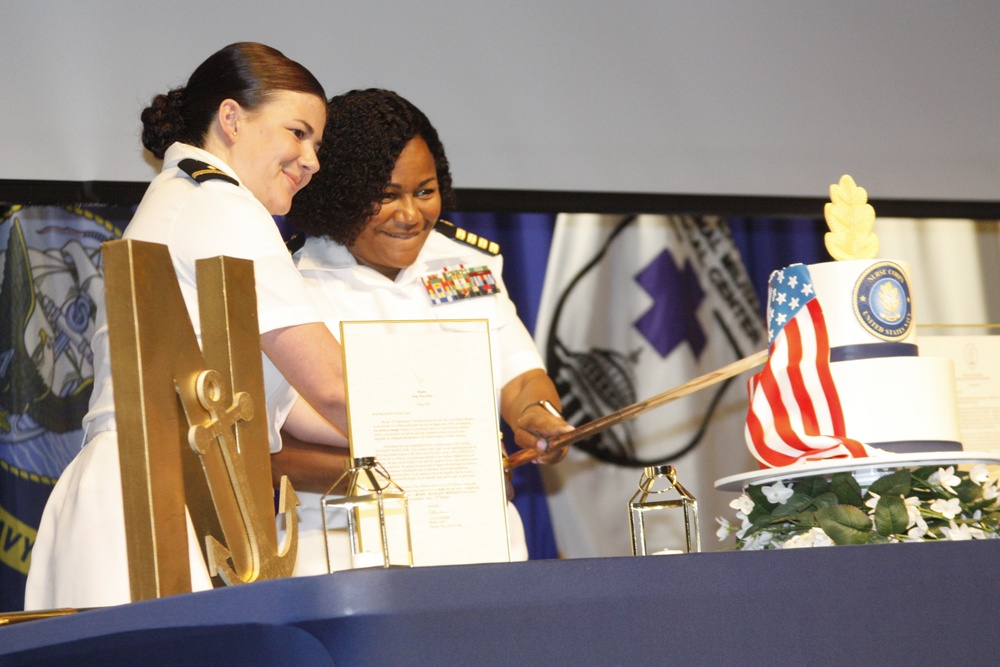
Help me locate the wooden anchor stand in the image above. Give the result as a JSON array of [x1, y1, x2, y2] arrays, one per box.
[[504, 349, 768, 472]]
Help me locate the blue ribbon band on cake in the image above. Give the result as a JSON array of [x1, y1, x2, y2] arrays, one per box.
[[830, 342, 918, 363], [870, 440, 964, 453]]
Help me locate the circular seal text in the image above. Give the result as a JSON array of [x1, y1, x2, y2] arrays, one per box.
[[853, 261, 912, 341]]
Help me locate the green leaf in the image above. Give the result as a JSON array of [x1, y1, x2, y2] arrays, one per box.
[[830, 473, 865, 508], [746, 507, 768, 524], [955, 477, 981, 504], [815, 505, 874, 545], [794, 475, 830, 498], [873, 494, 909, 537], [810, 491, 841, 510], [745, 514, 778, 535], [782, 511, 819, 528], [910, 466, 937, 482], [966, 496, 996, 514], [772, 492, 816, 517], [868, 469, 912, 497]]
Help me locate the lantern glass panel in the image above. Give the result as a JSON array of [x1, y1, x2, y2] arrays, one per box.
[[322, 456, 413, 570], [628, 465, 700, 555]]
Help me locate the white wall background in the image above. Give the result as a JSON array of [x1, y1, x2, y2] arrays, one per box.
[[4, 1, 1000, 200]]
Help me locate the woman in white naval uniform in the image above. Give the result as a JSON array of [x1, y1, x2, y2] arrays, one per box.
[[25, 43, 350, 609], [278, 89, 573, 571]]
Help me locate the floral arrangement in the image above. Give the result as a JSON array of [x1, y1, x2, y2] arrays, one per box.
[[717, 465, 1000, 549]]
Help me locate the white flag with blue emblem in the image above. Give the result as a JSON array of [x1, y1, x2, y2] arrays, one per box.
[[534, 214, 767, 557]]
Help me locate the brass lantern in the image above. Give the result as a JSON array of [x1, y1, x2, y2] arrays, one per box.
[[628, 465, 700, 555], [322, 456, 413, 570]]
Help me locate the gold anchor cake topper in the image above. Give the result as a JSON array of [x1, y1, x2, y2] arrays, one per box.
[[823, 174, 879, 260]]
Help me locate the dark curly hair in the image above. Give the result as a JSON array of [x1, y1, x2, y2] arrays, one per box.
[[140, 42, 325, 159], [286, 88, 456, 246]]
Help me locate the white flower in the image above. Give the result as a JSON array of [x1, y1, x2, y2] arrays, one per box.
[[941, 522, 972, 540], [904, 496, 923, 528], [716, 517, 735, 541], [941, 521, 986, 541], [741, 530, 773, 550], [865, 492, 881, 513], [730, 494, 754, 516], [983, 483, 1000, 501], [928, 466, 961, 494], [781, 527, 831, 549], [930, 497, 963, 520], [810, 528, 834, 547], [762, 481, 794, 505], [970, 464, 991, 486], [906, 518, 928, 540], [735, 515, 752, 540], [780, 531, 815, 549]]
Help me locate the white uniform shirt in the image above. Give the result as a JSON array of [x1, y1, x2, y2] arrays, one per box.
[[27, 142, 324, 609], [294, 231, 543, 394], [84, 142, 320, 451], [286, 230, 542, 569]]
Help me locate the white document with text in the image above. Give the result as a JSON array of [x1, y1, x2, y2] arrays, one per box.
[[340, 319, 510, 565]]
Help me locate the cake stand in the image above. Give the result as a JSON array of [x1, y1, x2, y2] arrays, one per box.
[[714, 451, 1000, 492]]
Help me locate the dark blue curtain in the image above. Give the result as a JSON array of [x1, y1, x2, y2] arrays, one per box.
[[728, 216, 828, 310], [448, 212, 560, 560]]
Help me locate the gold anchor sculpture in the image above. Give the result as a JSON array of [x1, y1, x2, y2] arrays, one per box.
[[187, 368, 298, 585], [104, 239, 298, 601]]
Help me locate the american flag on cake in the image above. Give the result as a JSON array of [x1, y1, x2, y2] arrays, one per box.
[[745, 263, 869, 467]]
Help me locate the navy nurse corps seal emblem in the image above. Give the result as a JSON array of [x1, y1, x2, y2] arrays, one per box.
[[853, 260, 912, 341]]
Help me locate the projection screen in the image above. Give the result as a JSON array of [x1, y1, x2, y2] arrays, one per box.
[[3, 1, 1000, 202]]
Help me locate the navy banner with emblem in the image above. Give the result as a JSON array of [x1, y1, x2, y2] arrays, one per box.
[[0, 205, 127, 611]]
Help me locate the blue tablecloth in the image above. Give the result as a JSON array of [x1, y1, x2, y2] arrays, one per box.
[[2, 540, 996, 666]]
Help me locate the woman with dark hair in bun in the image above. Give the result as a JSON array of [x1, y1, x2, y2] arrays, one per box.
[[26, 42, 349, 609], [282, 89, 572, 570]]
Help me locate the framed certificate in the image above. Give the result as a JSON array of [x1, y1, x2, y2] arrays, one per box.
[[339, 319, 511, 565], [919, 334, 1000, 458]]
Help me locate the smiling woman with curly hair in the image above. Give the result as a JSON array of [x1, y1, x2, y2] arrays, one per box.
[[280, 88, 571, 573], [287, 88, 456, 248]]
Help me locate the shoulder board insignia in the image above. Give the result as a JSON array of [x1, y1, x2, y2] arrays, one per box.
[[178, 158, 239, 186], [435, 219, 500, 255]]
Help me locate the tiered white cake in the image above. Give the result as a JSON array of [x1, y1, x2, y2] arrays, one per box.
[[715, 175, 996, 509], [807, 258, 963, 453]]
